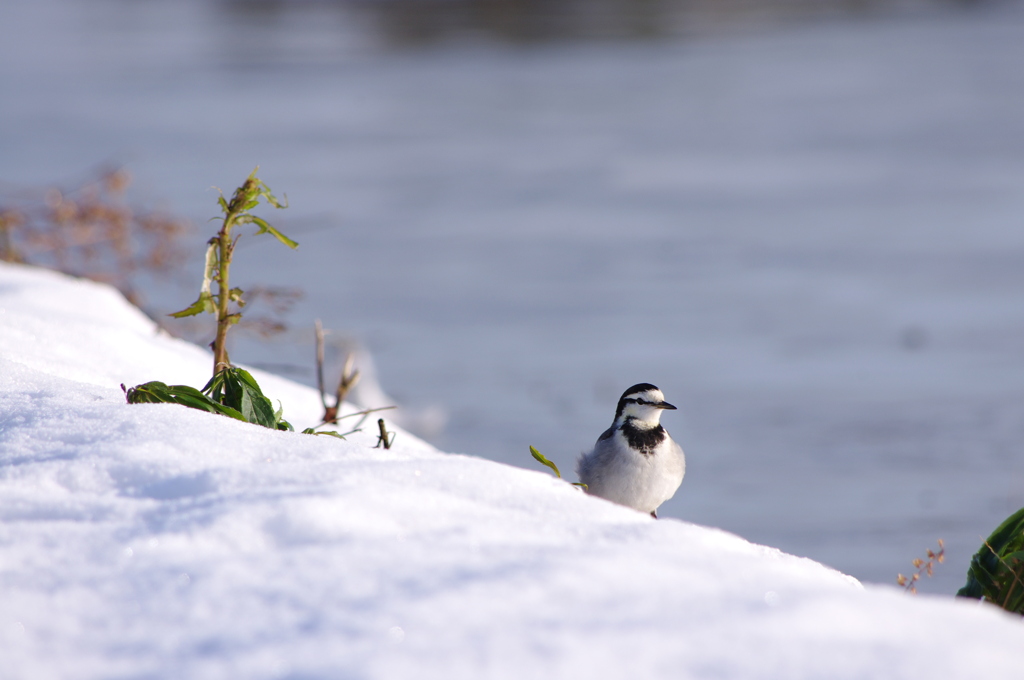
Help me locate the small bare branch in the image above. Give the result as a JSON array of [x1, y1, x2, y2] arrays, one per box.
[[315, 321, 365, 423], [899, 539, 944, 594], [375, 418, 395, 449], [322, 404, 395, 426], [334, 352, 361, 410], [315, 319, 327, 412]]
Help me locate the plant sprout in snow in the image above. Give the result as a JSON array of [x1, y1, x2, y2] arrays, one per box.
[[171, 167, 297, 376]]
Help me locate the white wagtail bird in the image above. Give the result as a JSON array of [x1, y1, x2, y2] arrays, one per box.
[[576, 383, 685, 518]]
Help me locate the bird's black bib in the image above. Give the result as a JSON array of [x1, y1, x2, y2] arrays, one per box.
[[621, 420, 666, 456]]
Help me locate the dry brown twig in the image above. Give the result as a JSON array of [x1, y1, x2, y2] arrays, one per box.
[[315, 319, 362, 424], [375, 418, 395, 449], [897, 539, 945, 593]]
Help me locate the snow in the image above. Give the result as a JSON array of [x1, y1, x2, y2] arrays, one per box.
[[2, 261, 1023, 678]]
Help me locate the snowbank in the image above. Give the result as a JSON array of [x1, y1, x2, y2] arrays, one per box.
[[1, 262, 1021, 679]]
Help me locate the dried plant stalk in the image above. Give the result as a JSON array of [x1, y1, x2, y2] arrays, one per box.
[[0, 167, 191, 305], [315, 319, 362, 424]]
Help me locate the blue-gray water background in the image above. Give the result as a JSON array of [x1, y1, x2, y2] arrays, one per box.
[[4, 0, 1024, 594]]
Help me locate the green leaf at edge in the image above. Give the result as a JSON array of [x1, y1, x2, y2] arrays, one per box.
[[529, 445, 561, 479], [959, 506, 1024, 604], [169, 291, 214, 318], [250, 215, 298, 249]]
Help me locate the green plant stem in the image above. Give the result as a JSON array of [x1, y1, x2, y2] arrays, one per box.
[[213, 231, 232, 373], [212, 195, 244, 374]]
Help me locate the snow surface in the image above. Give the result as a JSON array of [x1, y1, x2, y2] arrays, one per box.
[[2, 261, 1023, 678]]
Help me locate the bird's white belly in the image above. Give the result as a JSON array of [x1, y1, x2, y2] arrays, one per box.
[[581, 441, 685, 515]]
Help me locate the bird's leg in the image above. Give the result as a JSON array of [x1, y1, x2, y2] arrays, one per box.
[[650, 510, 658, 519]]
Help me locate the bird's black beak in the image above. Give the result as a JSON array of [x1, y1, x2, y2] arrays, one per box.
[[657, 401, 676, 410]]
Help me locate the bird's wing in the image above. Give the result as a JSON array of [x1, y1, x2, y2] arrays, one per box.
[[575, 433, 621, 489]]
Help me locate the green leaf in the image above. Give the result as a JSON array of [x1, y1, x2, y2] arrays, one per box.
[[204, 367, 280, 429], [250, 215, 298, 249], [169, 291, 215, 318], [259, 187, 288, 210], [247, 391, 278, 429], [221, 368, 248, 411], [164, 385, 247, 421], [273, 402, 292, 431], [529, 445, 561, 479], [231, 367, 265, 394], [125, 381, 247, 422], [201, 371, 225, 401], [302, 428, 347, 439], [1000, 550, 1024, 565], [958, 506, 1024, 612], [125, 381, 174, 404]]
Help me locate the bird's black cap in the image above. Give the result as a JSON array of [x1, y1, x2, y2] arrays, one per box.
[[620, 383, 659, 400]]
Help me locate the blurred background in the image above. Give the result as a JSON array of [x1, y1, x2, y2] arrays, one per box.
[[3, 0, 1024, 594]]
